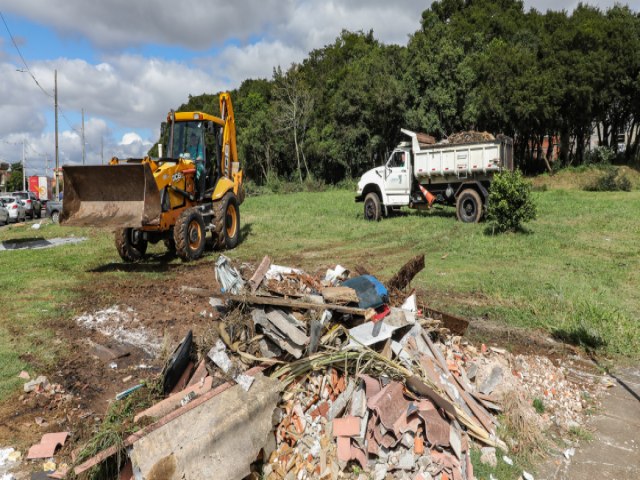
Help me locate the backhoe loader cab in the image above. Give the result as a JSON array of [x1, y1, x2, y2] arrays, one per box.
[[61, 92, 244, 263]]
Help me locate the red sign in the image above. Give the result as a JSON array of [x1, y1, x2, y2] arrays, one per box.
[[29, 176, 39, 196]]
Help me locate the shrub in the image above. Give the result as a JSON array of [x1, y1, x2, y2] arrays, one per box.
[[583, 146, 615, 166], [487, 169, 537, 233], [584, 168, 632, 192]]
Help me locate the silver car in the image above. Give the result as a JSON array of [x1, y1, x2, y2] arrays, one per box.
[[0, 196, 27, 223], [0, 201, 9, 225]]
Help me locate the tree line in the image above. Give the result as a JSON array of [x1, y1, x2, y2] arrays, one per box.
[[170, 0, 640, 183]]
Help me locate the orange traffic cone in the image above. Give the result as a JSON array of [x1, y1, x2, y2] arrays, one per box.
[[418, 185, 436, 208]]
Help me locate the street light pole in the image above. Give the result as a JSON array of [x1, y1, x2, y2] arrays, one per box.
[[54, 69, 59, 199], [22, 139, 26, 190], [81, 108, 85, 165]]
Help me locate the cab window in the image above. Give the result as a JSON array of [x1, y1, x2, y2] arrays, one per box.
[[388, 151, 406, 168]]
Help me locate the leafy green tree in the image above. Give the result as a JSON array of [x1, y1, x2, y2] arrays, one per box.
[[6, 162, 23, 192]]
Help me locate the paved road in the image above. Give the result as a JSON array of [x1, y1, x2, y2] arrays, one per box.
[[540, 366, 640, 479]]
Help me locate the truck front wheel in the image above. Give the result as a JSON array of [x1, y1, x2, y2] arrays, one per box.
[[364, 193, 382, 221], [456, 189, 483, 223]]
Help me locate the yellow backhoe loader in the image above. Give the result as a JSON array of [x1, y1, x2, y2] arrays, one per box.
[[61, 92, 244, 262]]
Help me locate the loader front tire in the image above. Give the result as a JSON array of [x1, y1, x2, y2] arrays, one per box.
[[115, 228, 148, 262], [174, 208, 206, 261], [213, 192, 240, 250]]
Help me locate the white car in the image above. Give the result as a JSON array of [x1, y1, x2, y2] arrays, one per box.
[[0, 202, 9, 225], [0, 196, 27, 223]]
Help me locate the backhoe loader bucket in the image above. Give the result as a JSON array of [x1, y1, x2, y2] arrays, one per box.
[[61, 164, 162, 228]]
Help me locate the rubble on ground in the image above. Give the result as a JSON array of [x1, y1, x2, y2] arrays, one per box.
[[10, 254, 612, 479]]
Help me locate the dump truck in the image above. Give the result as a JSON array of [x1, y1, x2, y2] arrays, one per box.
[[61, 92, 243, 262], [355, 129, 513, 222]]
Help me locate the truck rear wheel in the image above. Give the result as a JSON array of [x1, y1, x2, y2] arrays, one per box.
[[213, 192, 240, 250], [364, 192, 382, 221], [456, 189, 483, 223], [174, 208, 206, 261], [115, 228, 148, 262]]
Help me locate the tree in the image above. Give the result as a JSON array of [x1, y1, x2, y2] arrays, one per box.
[[6, 162, 23, 192], [273, 65, 314, 182]]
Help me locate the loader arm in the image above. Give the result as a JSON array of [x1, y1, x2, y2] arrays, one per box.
[[217, 92, 242, 201]]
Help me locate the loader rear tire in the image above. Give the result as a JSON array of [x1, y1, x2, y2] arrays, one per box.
[[213, 192, 240, 250], [456, 189, 483, 223], [174, 208, 206, 261], [115, 228, 148, 262]]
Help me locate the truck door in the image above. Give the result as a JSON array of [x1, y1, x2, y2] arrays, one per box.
[[384, 150, 410, 200]]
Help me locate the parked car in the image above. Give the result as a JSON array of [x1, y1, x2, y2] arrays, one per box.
[[0, 196, 27, 223], [0, 200, 9, 225], [11, 191, 42, 219], [46, 200, 62, 223]]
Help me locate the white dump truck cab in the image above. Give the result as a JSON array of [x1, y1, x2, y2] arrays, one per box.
[[356, 129, 513, 223]]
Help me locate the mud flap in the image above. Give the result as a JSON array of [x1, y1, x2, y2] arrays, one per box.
[[61, 164, 162, 228]]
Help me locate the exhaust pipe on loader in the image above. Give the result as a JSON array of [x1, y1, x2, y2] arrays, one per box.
[[60, 164, 162, 229]]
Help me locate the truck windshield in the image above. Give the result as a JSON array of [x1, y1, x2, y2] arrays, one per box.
[[167, 121, 204, 160]]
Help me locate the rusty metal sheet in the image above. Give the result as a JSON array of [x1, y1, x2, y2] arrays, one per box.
[[61, 164, 162, 228]]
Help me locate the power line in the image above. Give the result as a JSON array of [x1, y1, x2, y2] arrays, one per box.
[[58, 107, 82, 135], [0, 10, 54, 99]]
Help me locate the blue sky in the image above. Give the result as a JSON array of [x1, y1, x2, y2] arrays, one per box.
[[0, 0, 636, 176]]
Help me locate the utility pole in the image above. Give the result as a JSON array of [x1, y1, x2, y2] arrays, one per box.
[[81, 108, 85, 165], [54, 69, 59, 199], [101, 136, 104, 165], [22, 139, 26, 190]]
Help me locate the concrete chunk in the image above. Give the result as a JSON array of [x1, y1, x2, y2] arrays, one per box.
[[130, 373, 280, 480]]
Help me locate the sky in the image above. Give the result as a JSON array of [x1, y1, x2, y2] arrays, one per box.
[[0, 0, 637, 178]]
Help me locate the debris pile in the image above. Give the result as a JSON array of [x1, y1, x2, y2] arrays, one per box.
[[39, 253, 607, 480], [477, 353, 608, 430]]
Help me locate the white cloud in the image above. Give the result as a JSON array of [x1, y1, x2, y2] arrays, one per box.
[[0, 0, 290, 49], [48, 55, 219, 128], [120, 132, 143, 146], [213, 40, 306, 81]]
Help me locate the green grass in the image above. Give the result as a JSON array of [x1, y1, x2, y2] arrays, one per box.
[[0, 186, 639, 401], [233, 188, 640, 357], [470, 447, 524, 480]]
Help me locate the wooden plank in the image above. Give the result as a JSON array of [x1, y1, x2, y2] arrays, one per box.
[[249, 255, 271, 293], [321, 286, 358, 304], [450, 372, 496, 434], [387, 254, 425, 291], [226, 293, 372, 317], [423, 306, 469, 336]]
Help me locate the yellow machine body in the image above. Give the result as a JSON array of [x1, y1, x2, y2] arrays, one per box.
[[60, 92, 242, 232]]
